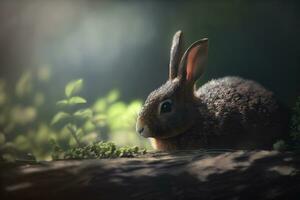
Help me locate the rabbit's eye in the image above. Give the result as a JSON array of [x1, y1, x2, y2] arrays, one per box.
[[159, 99, 172, 114]]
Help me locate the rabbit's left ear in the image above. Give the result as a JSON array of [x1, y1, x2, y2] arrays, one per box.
[[169, 31, 183, 80], [178, 38, 208, 84]]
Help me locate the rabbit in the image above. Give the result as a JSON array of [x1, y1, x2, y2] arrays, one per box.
[[136, 30, 288, 151]]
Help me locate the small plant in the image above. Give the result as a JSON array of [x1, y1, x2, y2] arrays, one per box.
[[0, 72, 148, 161], [273, 140, 287, 152], [290, 96, 300, 151], [51, 140, 146, 160], [0, 68, 53, 161], [50, 79, 148, 160], [273, 96, 300, 152], [51, 79, 93, 147]]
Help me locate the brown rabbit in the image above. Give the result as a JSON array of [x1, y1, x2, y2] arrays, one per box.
[[136, 30, 288, 151]]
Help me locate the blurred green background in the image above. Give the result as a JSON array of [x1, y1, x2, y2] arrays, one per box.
[[0, 0, 299, 160]]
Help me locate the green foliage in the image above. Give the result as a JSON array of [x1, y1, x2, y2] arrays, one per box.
[[51, 141, 146, 160], [92, 90, 150, 148], [0, 68, 53, 161], [65, 79, 83, 98], [15, 72, 33, 98], [49, 81, 150, 160], [0, 71, 149, 162], [0, 133, 5, 144], [51, 79, 92, 147]]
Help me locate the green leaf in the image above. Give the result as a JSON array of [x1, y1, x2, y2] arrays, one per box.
[[67, 123, 78, 132], [56, 99, 68, 107], [15, 72, 33, 97], [75, 128, 83, 136], [0, 133, 5, 145], [65, 79, 83, 97], [106, 90, 120, 103], [69, 96, 87, 105], [51, 112, 71, 125], [74, 109, 93, 119]]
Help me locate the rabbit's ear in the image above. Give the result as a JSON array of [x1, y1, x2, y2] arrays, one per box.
[[178, 38, 208, 84], [169, 30, 183, 80]]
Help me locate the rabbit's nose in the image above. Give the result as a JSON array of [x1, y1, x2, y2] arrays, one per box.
[[137, 127, 144, 134], [136, 119, 145, 134], [136, 120, 153, 138]]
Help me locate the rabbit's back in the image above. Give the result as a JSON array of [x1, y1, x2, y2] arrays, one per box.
[[197, 76, 276, 112], [195, 76, 287, 149]]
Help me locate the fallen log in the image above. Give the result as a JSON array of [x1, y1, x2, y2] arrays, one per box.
[[1, 150, 300, 200]]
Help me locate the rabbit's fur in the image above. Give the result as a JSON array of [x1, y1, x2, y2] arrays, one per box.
[[136, 31, 288, 150]]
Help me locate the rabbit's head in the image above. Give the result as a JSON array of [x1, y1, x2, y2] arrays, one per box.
[[136, 31, 208, 139]]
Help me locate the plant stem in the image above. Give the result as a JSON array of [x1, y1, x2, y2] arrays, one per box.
[[67, 125, 81, 147]]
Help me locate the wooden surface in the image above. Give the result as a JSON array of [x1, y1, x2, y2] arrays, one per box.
[[1, 150, 300, 200]]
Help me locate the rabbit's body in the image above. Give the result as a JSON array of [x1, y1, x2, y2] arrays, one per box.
[[151, 76, 286, 150], [136, 31, 287, 151]]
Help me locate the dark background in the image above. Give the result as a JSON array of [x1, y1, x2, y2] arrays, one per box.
[[0, 0, 299, 105]]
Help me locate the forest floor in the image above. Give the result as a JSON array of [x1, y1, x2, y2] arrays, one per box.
[[1, 150, 300, 200]]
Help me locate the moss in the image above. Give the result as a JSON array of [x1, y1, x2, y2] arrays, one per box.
[[51, 141, 146, 160]]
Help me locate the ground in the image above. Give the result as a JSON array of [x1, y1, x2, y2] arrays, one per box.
[[1, 150, 300, 200]]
